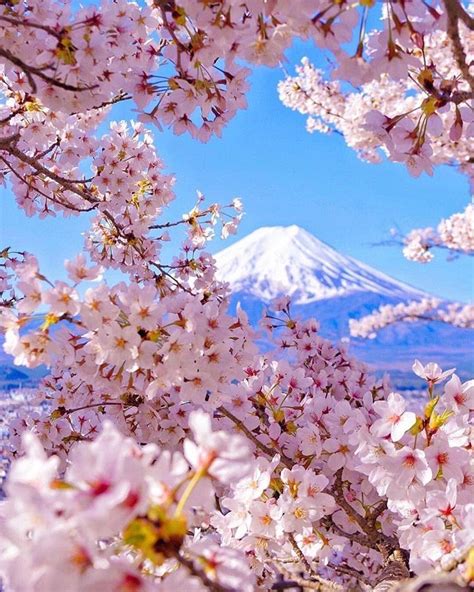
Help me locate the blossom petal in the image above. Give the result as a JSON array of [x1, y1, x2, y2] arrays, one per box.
[[391, 412, 416, 442]]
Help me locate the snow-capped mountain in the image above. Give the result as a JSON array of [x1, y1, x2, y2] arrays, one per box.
[[215, 225, 473, 386], [215, 225, 426, 304]]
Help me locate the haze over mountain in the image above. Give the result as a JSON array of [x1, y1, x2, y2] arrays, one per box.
[[215, 225, 473, 387]]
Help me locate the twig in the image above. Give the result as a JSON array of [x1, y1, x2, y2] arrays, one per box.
[[0, 133, 20, 149], [274, 561, 344, 592], [217, 405, 293, 469], [288, 533, 318, 579], [443, 0, 474, 93], [329, 563, 372, 587], [177, 553, 235, 592], [7, 145, 97, 204], [288, 534, 343, 591], [0, 47, 98, 93], [321, 515, 372, 548]]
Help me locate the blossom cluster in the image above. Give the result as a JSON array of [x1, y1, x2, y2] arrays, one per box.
[[402, 203, 474, 263], [0, 412, 256, 591], [279, 25, 474, 180], [1, 286, 474, 589], [0, 0, 472, 308], [2, 96, 242, 278], [2, 0, 473, 191], [0, 250, 256, 455], [349, 297, 474, 339]]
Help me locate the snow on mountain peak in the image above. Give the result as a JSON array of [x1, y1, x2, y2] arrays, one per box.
[[214, 225, 426, 304]]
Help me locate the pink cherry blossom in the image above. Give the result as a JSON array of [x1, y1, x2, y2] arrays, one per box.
[[412, 360, 456, 386], [371, 392, 417, 442], [1, 1, 473, 588], [184, 410, 252, 483]]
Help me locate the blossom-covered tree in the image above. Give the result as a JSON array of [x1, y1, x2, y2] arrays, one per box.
[[0, 1, 473, 591]]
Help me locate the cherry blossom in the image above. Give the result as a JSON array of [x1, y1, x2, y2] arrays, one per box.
[[279, 27, 474, 181], [1, 272, 473, 589], [399, 204, 474, 263], [0, 1, 473, 589], [371, 392, 417, 442], [412, 360, 456, 386], [350, 298, 474, 338], [0, 419, 255, 592]]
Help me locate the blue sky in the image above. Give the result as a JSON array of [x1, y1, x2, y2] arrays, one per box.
[[1, 41, 472, 302]]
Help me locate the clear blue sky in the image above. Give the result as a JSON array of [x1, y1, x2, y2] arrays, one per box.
[[1, 40, 472, 302]]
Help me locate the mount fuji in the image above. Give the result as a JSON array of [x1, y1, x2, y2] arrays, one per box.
[[215, 225, 473, 387], [215, 225, 426, 303]]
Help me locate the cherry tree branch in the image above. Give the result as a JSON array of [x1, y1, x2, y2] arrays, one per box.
[[443, 0, 474, 93], [177, 554, 236, 592], [0, 46, 98, 93], [5, 144, 98, 204], [272, 562, 344, 592], [217, 405, 293, 469], [331, 470, 399, 559], [372, 551, 410, 592]]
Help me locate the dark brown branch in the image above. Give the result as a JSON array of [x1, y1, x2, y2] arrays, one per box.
[[6, 145, 97, 204], [0, 15, 62, 38], [0, 47, 98, 93], [288, 533, 317, 579], [0, 133, 20, 149], [0, 156, 96, 213], [329, 563, 372, 587], [331, 470, 399, 560], [443, 0, 474, 93]]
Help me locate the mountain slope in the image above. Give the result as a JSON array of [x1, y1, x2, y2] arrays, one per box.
[[215, 225, 426, 304]]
